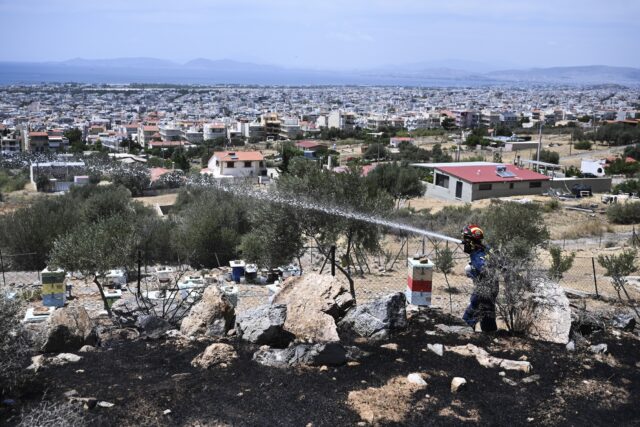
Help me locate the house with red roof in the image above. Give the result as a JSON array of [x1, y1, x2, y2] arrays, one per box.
[[421, 162, 551, 202], [202, 151, 267, 179]]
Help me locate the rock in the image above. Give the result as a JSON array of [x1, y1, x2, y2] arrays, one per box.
[[526, 279, 571, 344], [253, 342, 347, 368], [451, 377, 467, 393], [78, 345, 96, 353], [434, 324, 474, 336], [97, 328, 140, 347], [180, 286, 235, 337], [110, 299, 141, 325], [338, 293, 407, 340], [407, 373, 427, 387], [97, 401, 115, 408], [589, 343, 608, 354], [54, 353, 82, 363], [136, 315, 172, 339], [191, 343, 238, 369], [502, 378, 518, 386], [26, 355, 45, 371], [427, 343, 444, 357], [345, 345, 370, 361], [380, 343, 398, 351], [163, 409, 172, 415], [612, 314, 636, 331], [64, 390, 78, 398], [521, 374, 541, 384], [272, 274, 354, 342], [171, 373, 191, 381], [42, 306, 96, 353], [235, 304, 293, 346], [566, 341, 575, 352], [446, 344, 532, 373], [68, 396, 96, 407]]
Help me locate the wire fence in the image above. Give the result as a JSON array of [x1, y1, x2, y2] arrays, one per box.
[[2, 239, 639, 306]]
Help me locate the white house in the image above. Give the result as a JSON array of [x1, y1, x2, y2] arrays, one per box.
[[202, 151, 267, 179]]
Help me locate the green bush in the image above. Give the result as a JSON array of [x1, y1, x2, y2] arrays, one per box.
[[607, 202, 640, 224], [573, 140, 592, 150], [0, 171, 29, 192]]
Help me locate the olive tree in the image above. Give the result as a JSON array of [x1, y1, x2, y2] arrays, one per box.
[[276, 162, 394, 299], [49, 214, 140, 316]]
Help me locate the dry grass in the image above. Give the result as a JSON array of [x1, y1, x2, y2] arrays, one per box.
[[559, 220, 614, 240]]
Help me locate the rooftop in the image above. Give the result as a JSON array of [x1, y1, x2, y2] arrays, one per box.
[[434, 164, 550, 184], [215, 151, 264, 162]]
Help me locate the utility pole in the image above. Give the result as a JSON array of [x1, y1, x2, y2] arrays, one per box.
[[536, 121, 543, 172]]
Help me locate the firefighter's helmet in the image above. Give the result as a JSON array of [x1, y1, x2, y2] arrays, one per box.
[[462, 224, 484, 242]]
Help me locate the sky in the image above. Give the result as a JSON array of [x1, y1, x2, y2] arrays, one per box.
[[1, 0, 639, 70]]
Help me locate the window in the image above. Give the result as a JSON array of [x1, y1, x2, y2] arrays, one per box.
[[227, 161, 235, 168], [435, 173, 449, 188], [479, 183, 492, 191], [244, 161, 252, 168], [259, 161, 265, 168], [509, 183, 514, 189], [529, 181, 541, 188]]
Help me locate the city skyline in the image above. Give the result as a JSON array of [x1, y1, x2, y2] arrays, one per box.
[[1, 0, 639, 70]]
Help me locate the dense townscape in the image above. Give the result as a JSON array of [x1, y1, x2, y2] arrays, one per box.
[[1, 84, 639, 156]]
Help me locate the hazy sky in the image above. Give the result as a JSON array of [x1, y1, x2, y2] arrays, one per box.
[[1, 0, 638, 70]]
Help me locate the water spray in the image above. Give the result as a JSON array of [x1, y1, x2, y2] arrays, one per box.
[[188, 176, 463, 245]]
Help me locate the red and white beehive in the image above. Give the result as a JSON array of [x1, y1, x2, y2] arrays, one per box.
[[406, 257, 433, 306]]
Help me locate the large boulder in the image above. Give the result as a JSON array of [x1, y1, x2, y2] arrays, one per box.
[[338, 292, 407, 340], [180, 286, 235, 337], [253, 342, 347, 368], [272, 274, 354, 342], [236, 304, 293, 346], [526, 279, 571, 344], [191, 343, 238, 369], [42, 306, 96, 353]]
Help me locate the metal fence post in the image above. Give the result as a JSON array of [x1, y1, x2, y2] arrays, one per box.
[[591, 257, 599, 298], [137, 250, 142, 297], [0, 249, 5, 287], [330, 245, 336, 277]]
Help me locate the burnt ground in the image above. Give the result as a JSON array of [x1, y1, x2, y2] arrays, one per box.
[[3, 310, 640, 427]]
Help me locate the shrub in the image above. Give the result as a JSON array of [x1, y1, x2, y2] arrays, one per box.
[[478, 249, 544, 333], [0, 292, 30, 395], [573, 140, 592, 150], [18, 400, 85, 427], [597, 250, 640, 318], [548, 245, 575, 280], [543, 199, 560, 212], [479, 200, 549, 259], [607, 202, 640, 224]]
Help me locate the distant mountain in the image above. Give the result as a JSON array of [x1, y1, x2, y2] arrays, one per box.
[[183, 58, 282, 72], [486, 65, 640, 85], [377, 59, 519, 74], [1, 58, 639, 86], [60, 57, 178, 69]]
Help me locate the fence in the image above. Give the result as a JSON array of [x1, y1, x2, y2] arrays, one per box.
[[2, 240, 638, 306]]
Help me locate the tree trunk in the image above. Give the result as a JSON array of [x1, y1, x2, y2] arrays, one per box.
[[314, 239, 356, 303], [94, 277, 113, 317]]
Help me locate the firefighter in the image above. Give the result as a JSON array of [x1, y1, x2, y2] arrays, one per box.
[[461, 224, 498, 332]]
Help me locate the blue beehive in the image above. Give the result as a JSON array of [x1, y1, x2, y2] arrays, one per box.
[[229, 260, 246, 283]]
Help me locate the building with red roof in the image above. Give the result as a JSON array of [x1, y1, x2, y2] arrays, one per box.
[[420, 162, 551, 202]]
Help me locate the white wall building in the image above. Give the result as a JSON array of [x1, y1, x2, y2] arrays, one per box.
[[202, 151, 267, 179]]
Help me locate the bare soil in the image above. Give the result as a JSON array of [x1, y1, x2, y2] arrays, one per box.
[[4, 309, 639, 426]]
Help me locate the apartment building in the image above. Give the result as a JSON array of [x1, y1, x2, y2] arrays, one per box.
[[328, 110, 356, 130]]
